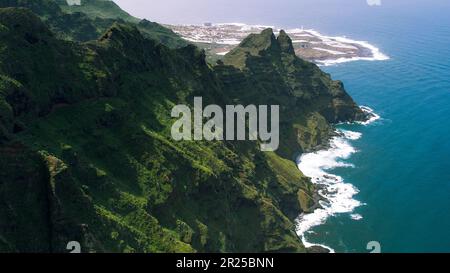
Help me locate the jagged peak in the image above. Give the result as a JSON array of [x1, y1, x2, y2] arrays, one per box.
[[277, 29, 295, 55], [238, 28, 278, 53], [222, 28, 300, 68], [98, 22, 143, 44], [260, 27, 276, 39], [222, 28, 280, 68]]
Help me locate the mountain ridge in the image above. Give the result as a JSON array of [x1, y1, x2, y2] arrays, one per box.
[[0, 1, 366, 253], [0, 0, 187, 47]]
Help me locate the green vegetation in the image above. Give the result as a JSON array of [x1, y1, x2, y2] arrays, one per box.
[[0, 0, 187, 47], [58, 0, 140, 23], [0, 1, 365, 253]]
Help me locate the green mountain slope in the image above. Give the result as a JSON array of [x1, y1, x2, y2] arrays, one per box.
[[0, 0, 187, 47], [0, 4, 365, 253], [58, 0, 140, 23]]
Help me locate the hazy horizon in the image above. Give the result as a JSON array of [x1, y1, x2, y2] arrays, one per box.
[[112, 0, 450, 28]]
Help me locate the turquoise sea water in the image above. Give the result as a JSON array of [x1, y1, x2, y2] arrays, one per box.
[[117, 0, 450, 252], [285, 1, 450, 252], [226, 0, 450, 253], [306, 3, 450, 252]]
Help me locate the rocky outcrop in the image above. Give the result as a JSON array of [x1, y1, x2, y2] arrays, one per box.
[[218, 28, 366, 156]]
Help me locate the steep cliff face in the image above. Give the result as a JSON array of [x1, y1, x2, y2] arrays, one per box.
[[0, 3, 365, 253], [217, 29, 366, 156], [222, 29, 365, 124]]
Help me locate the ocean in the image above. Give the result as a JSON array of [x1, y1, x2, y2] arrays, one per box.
[[292, 0, 450, 252], [115, 0, 450, 252]]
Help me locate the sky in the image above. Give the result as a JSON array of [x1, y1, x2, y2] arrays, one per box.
[[112, 0, 382, 25], [112, 0, 450, 30]]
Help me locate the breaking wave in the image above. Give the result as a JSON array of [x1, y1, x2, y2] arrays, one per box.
[[295, 108, 380, 252]]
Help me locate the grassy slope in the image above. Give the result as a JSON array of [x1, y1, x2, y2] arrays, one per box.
[[59, 0, 141, 23], [0, 3, 365, 253], [0, 0, 187, 47], [58, 0, 188, 48]]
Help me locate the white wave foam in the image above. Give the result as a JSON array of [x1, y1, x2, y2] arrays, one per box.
[[350, 214, 363, 220], [334, 35, 390, 60], [316, 43, 390, 66], [340, 130, 362, 140], [283, 27, 389, 65], [295, 29, 390, 66], [295, 129, 364, 252], [359, 106, 381, 125]]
